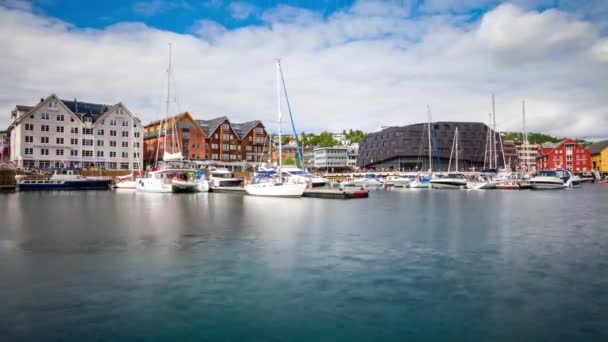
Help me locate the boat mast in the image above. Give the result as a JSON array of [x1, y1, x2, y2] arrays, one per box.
[[427, 105, 432, 172], [276, 59, 282, 173], [448, 127, 457, 172], [492, 93, 497, 169], [522, 99, 527, 172], [455, 127, 459, 171]]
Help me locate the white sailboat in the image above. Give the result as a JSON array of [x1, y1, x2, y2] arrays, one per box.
[[430, 127, 468, 189], [137, 44, 200, 194], [244, 59, 307, 197], [410, 106, 433, 188]]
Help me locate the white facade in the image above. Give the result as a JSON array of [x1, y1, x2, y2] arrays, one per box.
[[347, 144, 358, 169], [9, 94, 143, 170], [313, 147, 348, 169]]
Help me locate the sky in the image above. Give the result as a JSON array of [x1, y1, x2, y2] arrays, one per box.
[[1, 0, 607, 139]]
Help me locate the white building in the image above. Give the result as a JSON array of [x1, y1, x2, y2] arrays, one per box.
[[516, 142, 539, 172], [9, 94, 143, 170], [347, 144, 359, 169], [313, 147, 348, 170]]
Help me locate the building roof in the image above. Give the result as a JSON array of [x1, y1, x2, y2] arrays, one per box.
[[16, 105, 34, 112], [146, 112, 190, 128], [589, 139, 608, 155], [61, 99, 112, 123], [196, 116, 229, 137], [232, 120, 261, 140]]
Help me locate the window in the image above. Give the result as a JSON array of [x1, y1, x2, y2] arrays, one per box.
[[71, 127, 79, 134], [56, 149, 64, 156], [122, 131, 128, 137], [100, 119, 105, 125], [96, 151, 104, 157], [110, 141, 117, 147], [122, 141, 128, 148], [223, 134, 231, 141], [110, 130, 116, 136], [56, 126, 64, 133], [246, 145, 252, 151], [40, 148, 49, 155], [56, 137, 64, 145], [84, 128, 93, 135], [97, 140, 104, 147], [211, 143, 219, 149], [230, 145, 236, 150], [25, 136, 33, 143], [97, 129, 104, 135], [70, 138, 78, 145], [41, 125, 49, 132], [134, 132, 140, 138], [70, 117, 74, 122], [84, 117, 92, 123], [120, 162, 129, 170], [122, 120, 129, 127], [249, 136, 253, 142], [222, 154, 229, 161], [83, 150, 93, 157], [40, 137, 49, 144], [48, 100, 58, 108], [133, 152, 140, 158], [41, 112, 50, 120], [214, 134, 218, 139], [255, 128, 264, 134], [122, 152, 128, 158], [116, 108, 124, 115], [25, 123, 34, 131], [211, 153, 219, 160], [110, 151, 116, 158], [56, 114, 64, 121], [82, 139, 93, 146], [110, 119, 116, 126], [135, 142, 140, 148], [108, 162, 117, 169], [70, 150, 78, 157], [24, 148, 33, 155], [223, 144, 229, 150]]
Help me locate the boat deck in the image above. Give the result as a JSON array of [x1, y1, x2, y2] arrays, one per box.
[[209, 186, 368, 199]]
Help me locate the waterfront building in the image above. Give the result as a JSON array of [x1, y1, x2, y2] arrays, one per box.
[[313, 147, 349, 171], [358, 122, 502, 171], [0, 129, 8, 162], [535, 139, 591, 172], [8, 94, 143, 170], [232, 120, 269, 163], [143, 112, 206, 167], [515, 140, 539, 172], [589, 140, 608, 173], [347, 144, 359, 169]]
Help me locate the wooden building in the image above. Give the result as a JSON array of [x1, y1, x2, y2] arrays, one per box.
[[197, 117, 269, 164]]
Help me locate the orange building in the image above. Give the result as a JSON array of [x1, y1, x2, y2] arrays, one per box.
[[143, 112, 206, 167], [197, 117, 270, 163]]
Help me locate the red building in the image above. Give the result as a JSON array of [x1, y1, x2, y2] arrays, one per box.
[[536, 139, 591, 172]]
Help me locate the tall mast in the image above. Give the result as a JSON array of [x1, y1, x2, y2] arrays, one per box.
[[427, 105, 432, 172], [164, 43, 172, 157], [276, 59, 282, 172], [488, 112, 493, 169], [455, 127, 459, 171], [522, 99, 527, 171], [492, 93, 497, 169]]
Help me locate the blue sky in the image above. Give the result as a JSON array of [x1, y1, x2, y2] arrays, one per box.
[[2, 0, 608, 138]]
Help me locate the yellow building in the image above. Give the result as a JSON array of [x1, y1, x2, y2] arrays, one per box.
[[589, 140, 608, 173]]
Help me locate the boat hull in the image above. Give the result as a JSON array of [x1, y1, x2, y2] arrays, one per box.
[[17, 180, 111, 191], [172, 181, 199, 193], [430, 180, 468, 189], [114, 181, 137, 190], [244, 182, 307, 197], [213, 179, 243, 187], [530, 182, 564, 190]]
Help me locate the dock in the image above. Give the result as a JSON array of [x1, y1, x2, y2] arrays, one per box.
[[209, 186, 368, 199]]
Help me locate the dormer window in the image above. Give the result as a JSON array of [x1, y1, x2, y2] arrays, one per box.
[[48, 100, 58, 109], [84, 117, 92, 123], [116, 108, 124, 115]]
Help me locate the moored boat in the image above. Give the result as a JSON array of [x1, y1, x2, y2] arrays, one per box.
[[16, 169, 111, 191], [430, 173, 468, 189], [209, 168, 243, 187]]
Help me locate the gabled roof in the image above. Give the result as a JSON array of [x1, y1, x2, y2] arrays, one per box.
[[232, 120, 263, 140], [146, 112, 193, 128], [16, 105, 34, 112], [61, 99, 111, 123], [196, 116, 229, 137], [589, 139, 608, 155]]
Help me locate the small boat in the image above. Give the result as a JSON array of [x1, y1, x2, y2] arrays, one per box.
[[385, 174, 412, 187], [343, 173, 383, 188], [530, 169, 577, 190], [409, 174, 431, 188], [16, 169, 111, 191], [281, 166, 329, 187], [209, 168, 243, 187], [137, 168, 199, 193], [430, 173, 468, 189], [113, 173, 139, 190]]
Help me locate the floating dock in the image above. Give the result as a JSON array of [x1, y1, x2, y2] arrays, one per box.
[[209, 186, 368, 199]]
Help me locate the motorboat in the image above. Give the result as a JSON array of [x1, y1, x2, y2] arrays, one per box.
[[137, 160, 200, 193], [430, 173, 468, 189], [409, 174, 431, 188], [113, 173, 140, 190], [209, 168, 243, 187], [280, 166, 329, 187], [343, 173, 383, 188], [467, 174, 497, 190], [16, 169, 111, 191], [530, 169, 578, 189], [384, 174, 412, 187]]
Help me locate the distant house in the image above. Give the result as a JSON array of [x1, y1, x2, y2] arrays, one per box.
[[589, 140, 608, 173], [535, 139, 591, 172]]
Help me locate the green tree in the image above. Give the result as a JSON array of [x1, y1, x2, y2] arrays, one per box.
[[280, 136, 291, 145], [318, 131, 339, 147], [282, 156, 297, 165]]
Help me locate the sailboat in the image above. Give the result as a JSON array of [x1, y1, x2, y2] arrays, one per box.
[[244, 59, 307, 197], [409, 106, 433, 188], [430, 127, 468, 189], [137, 44, 200, 194]]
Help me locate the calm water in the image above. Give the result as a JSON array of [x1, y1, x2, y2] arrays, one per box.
[[1, 186, 608, 341]]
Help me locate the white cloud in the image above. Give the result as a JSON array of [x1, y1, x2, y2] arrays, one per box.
[[228, 1, 257, 20], [1, 1, 607, 140]]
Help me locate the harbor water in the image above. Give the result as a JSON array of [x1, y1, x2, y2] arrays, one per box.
[[1, 186, 608, 341]]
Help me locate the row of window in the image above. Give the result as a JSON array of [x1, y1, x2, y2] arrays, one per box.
[[24, 124, 140, 138], [25, 136, 140, 148], [24, 147, 139, 159]]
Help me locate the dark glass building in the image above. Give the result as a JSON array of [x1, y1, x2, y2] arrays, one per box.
[[358, 121, 503, 171]]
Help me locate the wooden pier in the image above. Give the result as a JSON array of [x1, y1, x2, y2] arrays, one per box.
[[209, 186, 368, 199]]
